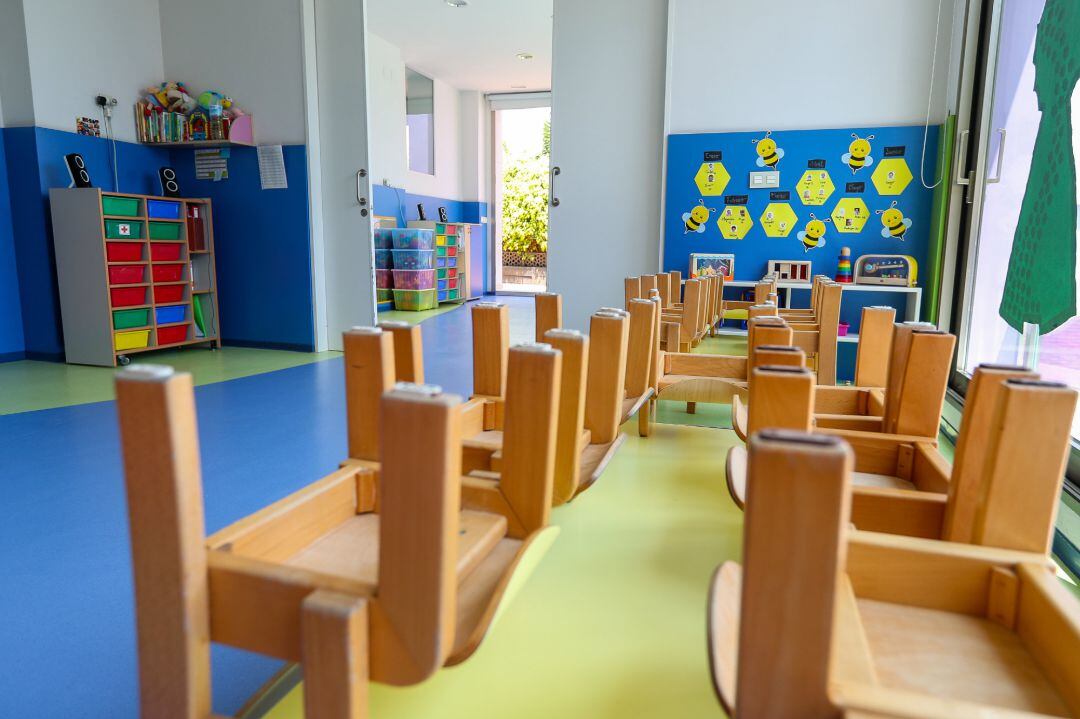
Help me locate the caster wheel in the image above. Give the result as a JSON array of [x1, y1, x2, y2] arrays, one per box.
[[117, 355, 131, 366]]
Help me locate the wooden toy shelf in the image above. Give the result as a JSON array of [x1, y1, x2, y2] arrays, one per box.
[[408, 220, 471, 304], [50, 188, 222, 367]]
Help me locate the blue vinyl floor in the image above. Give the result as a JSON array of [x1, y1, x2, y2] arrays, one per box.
[[0, 297, 534, 718]]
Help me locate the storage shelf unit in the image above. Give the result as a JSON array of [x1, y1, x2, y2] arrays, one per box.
[[407, 220, 470, 304], [50, 188, 222, 367]]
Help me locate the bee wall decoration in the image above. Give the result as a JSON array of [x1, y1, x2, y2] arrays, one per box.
[[682, 199, 717, 234], [876, 200, 913, 240], [797, 213, 832, 252], [842, 133, 875, 174], [752, 130, 785, 170]]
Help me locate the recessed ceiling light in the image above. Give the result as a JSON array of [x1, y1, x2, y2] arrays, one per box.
[[445, 0, 467, 7], [516, 53, 533, 61]]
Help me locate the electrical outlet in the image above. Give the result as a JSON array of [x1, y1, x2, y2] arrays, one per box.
[[749, 171, 780, 188]]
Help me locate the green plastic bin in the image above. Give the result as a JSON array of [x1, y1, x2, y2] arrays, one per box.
[[148, 221, 182, 240], [104, 219, 143, 239], [392, 289, 438, 311], [101, 195, 140, 216], [113, 308, 149, 330]]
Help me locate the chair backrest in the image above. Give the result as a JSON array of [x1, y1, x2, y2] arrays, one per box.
[[377, 384, 464, 678], [543, 329, 590, 505], [852, 306, 896, 387], [670, 270, 683, 304], [624, 277, 641, 309], [751, 344, 805, 371], [344, 327, 396, 461], [753, 279, 774, 304], [655, 273, 671, 309], [378, 320, 424, 383], [747, 317, 792, 354], [747, 366, 815, 436], [813, 282, 843, 385], [535, 292, 563, 342], [640, 274, 658, 298], [584, 310, 630, 444], [681, 279, 704, 342], [881, 323, 955, 436], [748, 303, 778, 320], [969, 378, 1077, 553], [626, 298, 658, 398], [472, 302, 509, 398], [737, 431, 851, 719], [500, 343, 562, 534]]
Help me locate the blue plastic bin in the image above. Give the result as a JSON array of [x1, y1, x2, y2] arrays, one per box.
[[155, 305, 186, 324], [391, 228, 435, 250], [375, 249, 394, 269], [374, 229, 394, 249], [146, 200, 181, 220], [391, 249, 435, 270]]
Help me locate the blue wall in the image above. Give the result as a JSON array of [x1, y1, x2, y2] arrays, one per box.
[[0, 128, 315, 359], [0, 129, 26, 361], [172, 145, 315, 351], [373, 184, 489, 296]]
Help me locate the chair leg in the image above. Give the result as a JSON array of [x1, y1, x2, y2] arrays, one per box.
[[686, 401, 697, 414], [302, 591, 370, 719], [638, 401, 652, 437]]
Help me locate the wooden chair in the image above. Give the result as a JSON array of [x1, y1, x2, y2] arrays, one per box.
[[727, 366, 1077, 547], [621, 298, 657, 437], [116, 359, 561, 719], [708, 429, 1080, 719], [376, 320, 423, 383], [624, 276, 641, 310], [729, 343, 809, 444], [471, 302, 509, 400], [660, 278, 706, 352], [655, 272, 671, 309], [534, 292, 562, 342], [718, 278, 774, 327], [776, 274, 826, 323]]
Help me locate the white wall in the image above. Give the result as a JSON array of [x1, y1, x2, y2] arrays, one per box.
[[0, 0, 34, 127], [406, 76, 462, 200], [367, 32, 407, 188], [21, 0, 164, 141], [159, 0, 306, 145], [549, 0, 669, 329], [666, 0, 958, 134]]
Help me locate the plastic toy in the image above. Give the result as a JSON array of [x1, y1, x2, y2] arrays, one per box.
[[835, 246, 853, 282]]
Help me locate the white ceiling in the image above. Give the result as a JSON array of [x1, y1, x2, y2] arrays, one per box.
[[367, 0, 553, 93]]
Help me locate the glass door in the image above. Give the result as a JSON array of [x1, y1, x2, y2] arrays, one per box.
[[955, 0, 1080, 437]]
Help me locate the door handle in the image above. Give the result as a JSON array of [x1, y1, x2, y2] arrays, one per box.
[[356, 169, 369, 216], [549, 166, 561, 207], [954, 129, 970, 186], [986, 128, 1007, 184]]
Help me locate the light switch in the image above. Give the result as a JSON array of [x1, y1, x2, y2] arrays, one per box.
[[749, 171, 780, 188]]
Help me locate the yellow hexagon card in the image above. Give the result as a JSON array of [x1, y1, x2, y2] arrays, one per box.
[[831, 197, 870, 233], [871, 158, 913, 195], [717, 203, 753, 239], [760, 202, 798, 237], [795, 169, 835, 206], [694, 161, 730, 196]]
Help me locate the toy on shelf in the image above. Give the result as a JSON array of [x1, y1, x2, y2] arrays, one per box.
[[136, 81, 253, 146], [689, 252, 734, 281], [767, 259, 812, 283], [835, 246, 853, 282], [854, 253, 918, 286]]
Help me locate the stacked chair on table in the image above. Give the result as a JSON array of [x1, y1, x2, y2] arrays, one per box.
[[115, 326, 565, 718]]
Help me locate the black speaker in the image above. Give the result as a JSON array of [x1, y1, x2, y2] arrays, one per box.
[[158, 167, 181, 197], [437, 206, 448, 223], [416, 203, 427, 221], [65, 154, 92, 188]]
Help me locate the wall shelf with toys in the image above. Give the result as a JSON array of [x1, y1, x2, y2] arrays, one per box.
[[135, 81, 254, 147]]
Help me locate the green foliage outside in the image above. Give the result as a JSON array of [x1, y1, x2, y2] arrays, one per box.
[[501, 119, 551, 254]]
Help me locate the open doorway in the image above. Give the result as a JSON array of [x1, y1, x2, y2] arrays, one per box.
[[492, 99, 551, 293]]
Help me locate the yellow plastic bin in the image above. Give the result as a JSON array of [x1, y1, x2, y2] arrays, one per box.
[[114, 330, 150, 351]]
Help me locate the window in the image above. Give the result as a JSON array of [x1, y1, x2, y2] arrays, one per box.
[[406, 69, 435, 175]]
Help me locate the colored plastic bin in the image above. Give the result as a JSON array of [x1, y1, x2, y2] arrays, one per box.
[[436, 246, 447, 257], [102, 196, 140, 216], [437, 279, 448, 291], [448, 267, 458, 278], [105, 219, 143, 239], [376, 288, 394, 302], [111, 286, 147, 307], [436, 235, 446, 247], [152, 264, 184, 282], [155, 305, 187, 324], [377, 300, 393, 312], [146, 200, 181, 219], [107, 242, 143, 262], [113, 308, 149, 330], [150, 243, 182, 261], [437, 290, 448, 302], [375, 249, 394, 269], [109, 264, 145, 284], [448, 288, 459, 300], [157, 325, 188, 344], [391, 228, 435, 250], [149, 221, 182, 240], [375, 269, 393, 289], [449, 278, 458, 290], [436, 257, 448, 268], [447, 246, 457, 257], [392, 269, 435, 290], [114, 330, 150, 351], [391, 249, 435, 270], [154, 285, 184, 303], [374, 228, 394, 249], [392, 289, 438, 311], [437, 268, 448, 280]]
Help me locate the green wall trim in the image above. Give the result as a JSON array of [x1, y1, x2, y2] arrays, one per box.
[[924, 114, 956, 322]]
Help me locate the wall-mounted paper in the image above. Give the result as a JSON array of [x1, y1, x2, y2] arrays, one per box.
[[194, 149, 230, 181], [257, 145, 288, 190]]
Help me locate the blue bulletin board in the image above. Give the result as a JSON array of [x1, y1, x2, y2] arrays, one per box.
[[663, 125, 939, 283]]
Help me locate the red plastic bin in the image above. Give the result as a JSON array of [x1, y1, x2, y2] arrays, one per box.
[[108, 265, 145, 284], [106, 242, 143, 262], [152, 264, 184, 282], [111, 286, 147, 307], [448, 267, 458, 278], [154, 285, 184, 304], [156, 325, 188, 345], [447, 246, 457, 257], [150, 243, 182, 261], [375, 269, 393, 289], [448, 278, 458, 290]]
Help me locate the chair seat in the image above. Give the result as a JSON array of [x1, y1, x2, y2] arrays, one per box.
[[852, 472, 916, 491], [724, 309, 748, 321]]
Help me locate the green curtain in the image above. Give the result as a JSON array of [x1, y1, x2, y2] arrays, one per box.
[[999, 0, 1080, 334]]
